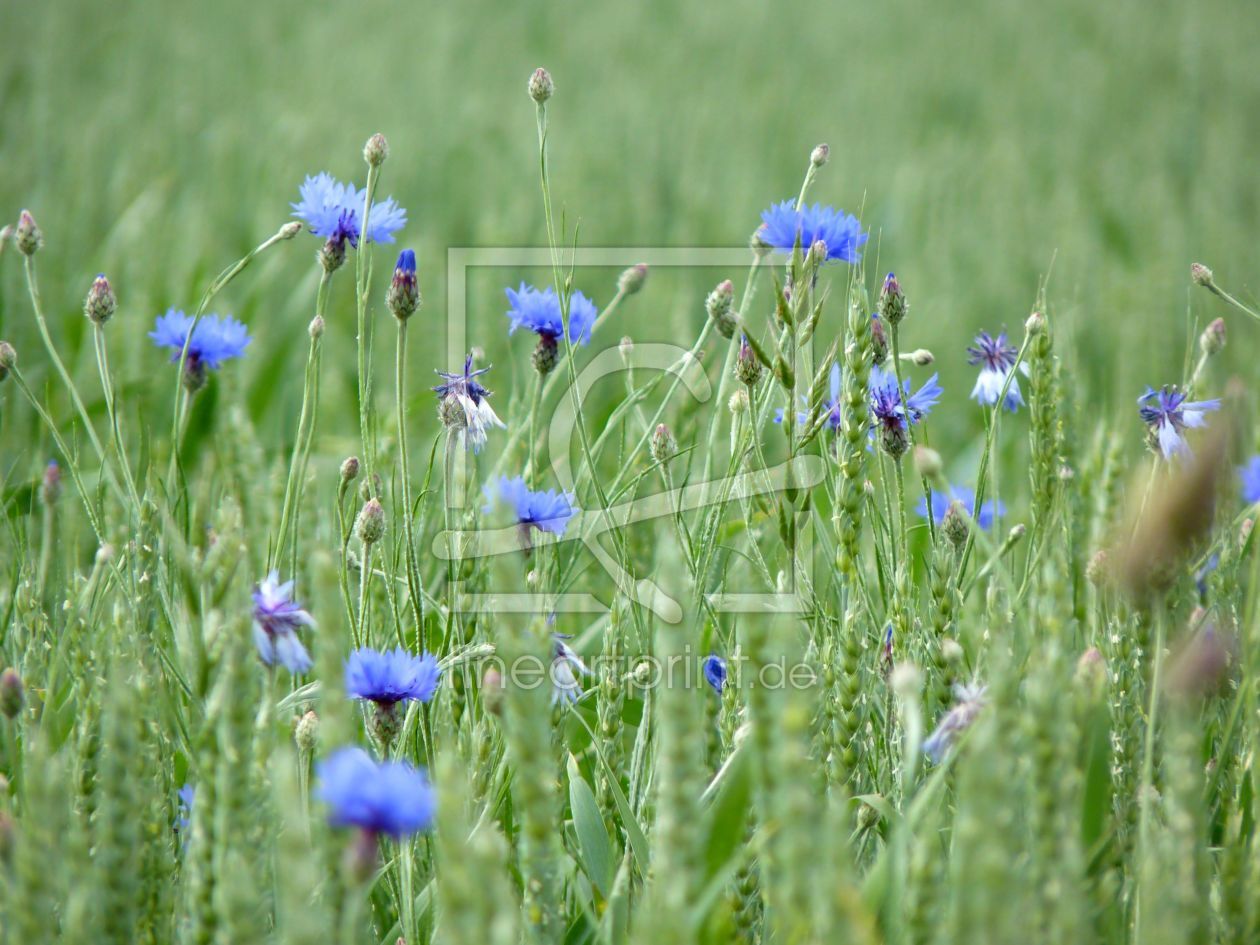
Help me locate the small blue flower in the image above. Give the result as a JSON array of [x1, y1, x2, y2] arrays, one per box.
[[869, 365, 941, 433], [967, 330, 1024, 411], [702, 655, 727, 694], [291, 172, 406, 246], [1195, 553, 1219, 599], [483, 476, 576, 538], [315, 746, 436, 839], [1240, 456, 1260, 504], [175, 783, 195, 835], [251, 571, 315, 674], [150, 310, 251, 369], [505, 283, 598, 344], [551, 635, 589, 706], [345, 647, 440, 707], [433, 354, 505, 453], [923, 683, 987, 764], [1138, 386, 1221, 460], [758, 200, 868, 263], [915, 486, 1005, 531]]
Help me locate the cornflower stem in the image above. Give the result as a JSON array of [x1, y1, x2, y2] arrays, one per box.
[[526, 372, 543, 487], [1134, 606, 1168, 941], [1204, 281, 1260, 322], [22, 256, 106, 463], [395, 316, 424, 634], [357, 542, 373, 649], [92, 326, 142, 510], [441, 431, 459, 651], [356, 165, 382, 487], [9, 367, 105, 541], [166, 225, 295, 482], [273, 270, 331, 573], [37, 495, 55, 598]]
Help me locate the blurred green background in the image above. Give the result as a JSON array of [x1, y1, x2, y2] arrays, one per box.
[[1, 0, 1257, 472]]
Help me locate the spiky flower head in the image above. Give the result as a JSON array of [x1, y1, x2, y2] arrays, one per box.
[[529, 67, 554, 103], [149, 310, 250, 393], [618, 263, 649, 296], [387, 249, 420, 320], [316, 746, 436, 839], [15, 210, 42, 256], [650, 424, 677, 464], [84, 274, 116, 325], [1138, 385, 1222, 460], [363, 132, 389, 168], [346, 647, 440, 707], [356, 498, 386, 545], [505, 282, 598, 345], [967, 330, 1024, 411], [757, 200, 867, 264], [702, 654, 727, 694], [705, 279, 737, 339], [868, 365, 942, 459], [735, 334, 763, 387], [433, 354, 505, 453], [483, 476, 576, 546], [1190, 262, 1214, 288], [878, 272, 907, 325], [251, 571, 315, 674], [291, 172, 406, 250], [923, 682, 987, 763]]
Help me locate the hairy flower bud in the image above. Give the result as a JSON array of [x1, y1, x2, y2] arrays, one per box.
[[1190, 262, 1214, 288], [1074, 647, 1107, 699], [877, 272, 906, 326], [706, 279, 737, 339], [340, 456, 361, 485], [912, 445, 943, 482], [0, 669, 23, 719], [728, 389, 749, 414], [1086, 549, 1109, 586], [355, 498, 386, 545], [15, 210, 42, 256], [364, 133, 389, 168], [810, 143, 830, 167], [904, 348, 934, 366], [309, 315, 325, 339], [734, 335, 763, 387], [532, 335, 559, 375], [617, 263, 648, 296], [619, 336, 634, 363], [84, 274, 117, 325], [1024, 310, 1046, 337], [1200, 317, 1226, 357], [295, 710, 320, 753], [528, 67, 554, 103], [319, 235, 347, 273], [0, 342, 15, 383], [278, 221, 303, 240], [650, 424, 677, 465], [870, 313, 889, 365], [942, 500, 970, 549], [387, 250, 420, 321]]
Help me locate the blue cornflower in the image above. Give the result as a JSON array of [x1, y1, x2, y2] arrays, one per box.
[[1195, 553, 1219, 599], [150, 309, 251, 371], [702, 654, 727, 694], [916, 486, 1005, 531], [175, 783, 195, 835], [1138, 386, 1222, 460], [967, 330, 1025, 411], [869, 365, 942, 457], [315, 746, 436, 839], [251, 571, 315, 674], [923, 682, 987, 764], [291, 172, 406, 246], [483, 476, 576, 542], [346, 647, 440, 707], [775, 362, 842, 431], [551, 635, 590, 706], [1240, 456, 1260, 504], [505, 283, 598, 344], [758, 200, 867, 264], [433, 354, 505, 453]]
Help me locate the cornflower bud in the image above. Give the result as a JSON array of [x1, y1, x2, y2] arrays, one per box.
[[1074, 647, 1107, 699], [912, 446, 942, 482], [734, 335, 762, 386], [84, 274, 117, 325], [903, 348, 934, 366], [15, 210, 42, 256], [1086, 549, 1109, 586], [942, 500, 970, 549], [355, 498, 386, 545], [319, 236, 347, 273], [41, 461, 61, 506], [810, 143, 830, 167], [869, 313, 889, 365], [364, 133, 389, 168], [482, 667, 505, 716], [278, 221, 303, 240], [1190, 262, 1214, 288], [0, 669, 23, 719], [1199, 317, 1226, 357], [528, 67, 554, 103], [340, 456, 361, 485], [1025, 310, 1046, 336], [650, 424, 677, 465], [532, 335, 559, 375], [877, 272, 906, 326], [309, 315, 325, 339], [295, 710, 320, 753], [0, 342, 15, 382], [706, 280, 737, 339], [387, 250, 420, 321], [728, 389, 750, 414], [617, 263, 648, 296]]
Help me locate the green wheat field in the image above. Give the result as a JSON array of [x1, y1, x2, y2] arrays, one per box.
[[2, 1, 1260, 943]]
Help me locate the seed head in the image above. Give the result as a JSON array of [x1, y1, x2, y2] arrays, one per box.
[[650, 424, 677, 465], [617, 263, 648, 297], [1200, 317, 1226, 357], [0, 669, 23, 719], [528, 67, 554, 103], [1190, 262, 1214, 288], [877, 272, 906, 326], [363, 133, 389, 168], [355, 498, 386, 545], [810, 143, 830, 167], [15, 210, 42, 256], [705, 279, 737, 339], [84, 274, 117, 325]]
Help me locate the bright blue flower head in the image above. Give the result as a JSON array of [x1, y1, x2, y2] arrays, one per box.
[[150, 310, 251, 369], [702, 655, 727, 694], [1138, 385, 1221, 460], [291, 172, 406, 246], [505, 283, 598, 344], [251, 571, 315, 674], [967, 330, 1024, 411], [345, 647, 440, 707], [175, 784, 195, 834], [396, 249, 416, 274], [868, 365, 941, 455], [483, 476, 576, 537], [1240, 456, 1260, 504], [315, 746, 435, 839], [915, 486, 1005, 531], [758, 200, 867, 263], [923, 683, 987, 764]]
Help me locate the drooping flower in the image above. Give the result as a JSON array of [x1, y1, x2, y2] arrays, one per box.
[[1240, 456, 1260, 504], [346, 647, 440, 707], [757, 200, 867, 264], [433, 354, 505, 453], [483, 476, 576, 542], [967, 330, 1024, 411], [702, 654, 727, 694], [1138, 386, 1222, 460], [505, 283, 598, 344], [150, 310, 251, 388], [915, 486, 1005, 531], [290, 172, 406, 247], [551, 635, 590, 706], [251, 571, 315, 674], [923, 682, 987, 764], [315, 746, 436, 839], [869, 364, 942, 457]]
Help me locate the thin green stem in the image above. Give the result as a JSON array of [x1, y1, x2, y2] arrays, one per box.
[[396, 317, 424, 635]]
